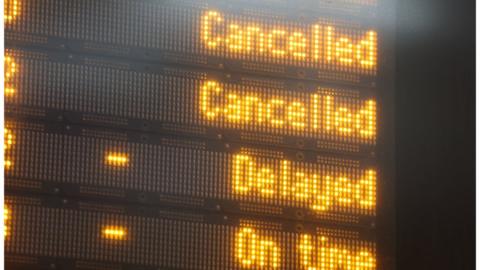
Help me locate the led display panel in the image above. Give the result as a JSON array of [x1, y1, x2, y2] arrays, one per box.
[[4, 0, 396, 269], [5, 0, 378, 82], [5, 121, 376, 224], [5, 49, 376, 154], [5, 195, 376, 270]]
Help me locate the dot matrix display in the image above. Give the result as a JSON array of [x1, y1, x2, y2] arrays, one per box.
[[5, 51, 376, 148], [5, 198, 376, 269], [4, 0, 393, 269], [5, 0, 378, 78], [5, 126, 376, 219]]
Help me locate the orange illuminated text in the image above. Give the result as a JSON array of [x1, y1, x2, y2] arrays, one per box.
[[201, 11, 377, 70], [200, 80, 376, 140], [235, 227, 376, 269], [232, 154, 376, 212]]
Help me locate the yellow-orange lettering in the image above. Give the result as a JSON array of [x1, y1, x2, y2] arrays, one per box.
[[232, 154, 377, 212], [266, 99, 286, 127], [268, 30, 287, 57], [287, 102, 306, 128], [201, 11, 224, 48], [200, 81, 223, 119], [357, 31, 378, 67], [200, 11, 378, 71], [233, 155, 256, 193], [288, 32, 307, 59], [199, 81, 377, 141], [235, 227, 280, 268]]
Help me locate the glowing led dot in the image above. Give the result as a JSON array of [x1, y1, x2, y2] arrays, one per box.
[[4, 128, 14, 170], [4, 128, 14, 150], [4, 206, 10, 238], [4, 88, 15, 96], [102, 226, 126, 240], [105, 152, 129, 167], [4, 0, 19, 23], [4, 56, 17, 96], [326, 26, 334, 62], [4, 160, 13, 169]]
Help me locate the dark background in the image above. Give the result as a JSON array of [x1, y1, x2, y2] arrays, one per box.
[[396, 0, 475, 269]]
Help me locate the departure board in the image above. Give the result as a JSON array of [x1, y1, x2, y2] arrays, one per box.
[[5, 195, 376, 270], [5, 49, 376, 153], [4, 0, 395, 269], [5, 121, 376, 224], [5, 0, 379, 82]]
